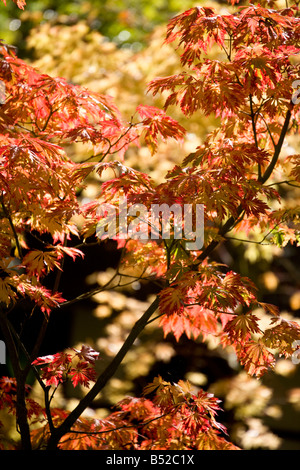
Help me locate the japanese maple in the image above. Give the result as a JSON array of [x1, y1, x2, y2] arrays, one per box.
[[0, 0, 300, 451]]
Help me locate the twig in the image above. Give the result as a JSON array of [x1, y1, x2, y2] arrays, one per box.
[[266, 180, 300, 189], [249, 94, 261, 179], [0, 191, 23, 259], [259, 103, 293, 184]]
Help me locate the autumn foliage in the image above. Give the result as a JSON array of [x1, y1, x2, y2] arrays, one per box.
[[0, 0, 300, 450]]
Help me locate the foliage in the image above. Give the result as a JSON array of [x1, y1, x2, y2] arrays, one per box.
[[0, 0, 196, 55], [0, 0, 300, 451], [29, 376, 239, 450]]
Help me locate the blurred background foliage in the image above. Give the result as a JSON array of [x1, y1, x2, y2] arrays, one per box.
[[1, 0, 300, 450], [0, 0, 198, 56]]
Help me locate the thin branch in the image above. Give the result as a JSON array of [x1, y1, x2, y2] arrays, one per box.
[[80, 121, 136, 163], [58, 407, 178, 443], [249, 94, 261, 179], [35, 100, 59, 133], [224, 235, 271, 245], [52, 234, 67, 294], [6, 319, 56, 435], [266, 179, 300, 188], [7, 321, 45, 387], [249, 95, 259, 149], [193, 104, 294, 269], [257, 113, 276, 149], [0, 191, 23, 259], [259, 103, 293, 184], [0, 310, 31, 449], [58, 272, 119, 309], [146, 312, 165, 325]]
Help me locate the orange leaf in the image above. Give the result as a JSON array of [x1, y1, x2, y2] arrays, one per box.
[[237, 340, 275, 377]]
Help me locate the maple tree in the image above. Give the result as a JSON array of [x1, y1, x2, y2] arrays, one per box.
[[0, 0, 300, 451]]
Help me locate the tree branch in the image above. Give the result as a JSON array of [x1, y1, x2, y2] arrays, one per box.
[[0, 191, 23, 259], [0, 307, 31, 449], [46, 295, 160, 449], [249, 94, 261, 179], [259, 104, 293, 184]]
